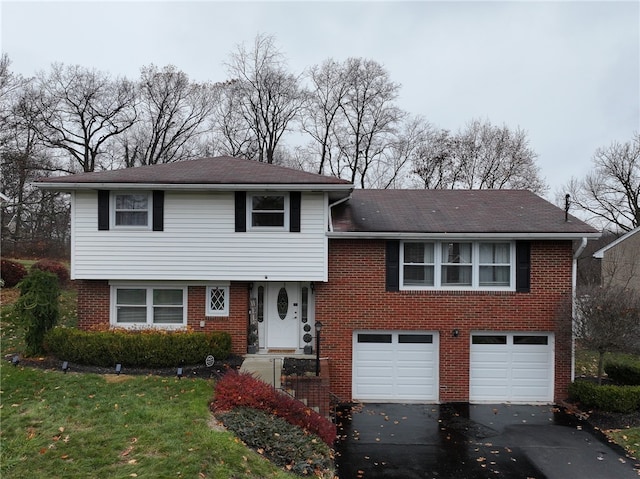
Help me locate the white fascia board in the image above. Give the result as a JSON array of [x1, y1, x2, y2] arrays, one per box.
[[33, 182, 352, 193], [326, 231, 601, 240], [592, 226, 640, 258]]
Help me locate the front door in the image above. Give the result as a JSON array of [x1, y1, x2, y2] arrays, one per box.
[[266, 283, 300, 350]]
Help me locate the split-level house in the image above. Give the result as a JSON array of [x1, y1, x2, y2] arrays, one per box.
[[36, 156, 599, 404]]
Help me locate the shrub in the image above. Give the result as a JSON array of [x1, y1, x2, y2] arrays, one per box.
[[1, 258, 28, 287], [31, 259, 70, 285], [569, 379, 640, 413], [43, 328, 231, 367], [13, 269, 60, 355], [605, 356, 640, 385], [218, 407, 334, 478], [212, 371, 337, 445]]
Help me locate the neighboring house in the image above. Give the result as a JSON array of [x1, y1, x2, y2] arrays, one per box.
[[593, 226, 640, 291], [35, 156, 599, 404]]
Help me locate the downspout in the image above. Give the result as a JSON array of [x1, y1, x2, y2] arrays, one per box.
[[571, 237, 588, 382], [327, 193, 353, 232]]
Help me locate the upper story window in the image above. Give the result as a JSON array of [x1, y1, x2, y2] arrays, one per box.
[[248, 193, 289, 230], [401, 241, 514, 290], [113, 193, 150, 228]]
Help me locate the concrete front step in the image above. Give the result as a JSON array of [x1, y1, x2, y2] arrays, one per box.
[[240, 356, 284, 389]]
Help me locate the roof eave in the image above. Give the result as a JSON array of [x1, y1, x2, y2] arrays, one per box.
[[326, 231, 601, 240], [33, 182, 353, 193]]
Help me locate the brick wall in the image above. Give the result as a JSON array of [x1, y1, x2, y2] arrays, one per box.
[[76, 280, 250, 355], [315, 239, 574, 403]]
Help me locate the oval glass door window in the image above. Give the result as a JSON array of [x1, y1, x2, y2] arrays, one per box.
[[277, 287, 288, 319]]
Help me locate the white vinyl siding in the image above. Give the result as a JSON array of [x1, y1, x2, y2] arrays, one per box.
[[72, 191, 328, 281]]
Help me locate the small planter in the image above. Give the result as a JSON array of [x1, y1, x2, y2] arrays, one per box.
[[247, 345, 258, 354], [303, 345, 313, 355]]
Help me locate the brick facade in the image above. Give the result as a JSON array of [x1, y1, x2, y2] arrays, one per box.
[[75, 239, 574, 403], [76, 280, 250, 356], [314, 239, 574, 403]]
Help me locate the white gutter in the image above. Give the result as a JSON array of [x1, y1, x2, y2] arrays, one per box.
[[570, 236, 589, 382], [326, 231, 601, 240], [33, 182, 353, 192], [327, 193, 353, 233]]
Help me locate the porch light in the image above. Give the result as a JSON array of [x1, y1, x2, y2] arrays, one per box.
[[61, 361, 69, 373], [310, 282, 315, 293], [315, 321, 323, 376], [115, 363, 122, 375], [452, 329, 460, 338]]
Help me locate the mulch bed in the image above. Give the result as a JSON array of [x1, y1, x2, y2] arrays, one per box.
[[3, 354, 245, 380]]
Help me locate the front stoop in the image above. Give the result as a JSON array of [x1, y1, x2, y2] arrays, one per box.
[[240, 356, 284, 389]]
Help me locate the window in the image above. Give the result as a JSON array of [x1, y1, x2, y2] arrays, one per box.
[[113, 286, 186, 328], [206, 285, 229, 317], [401, 241, 514, 290], [113, 193, 150, 228], [248, 194, 289, 229]]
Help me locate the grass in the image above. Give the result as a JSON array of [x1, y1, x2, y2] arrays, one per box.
[[1, 366, 293, 478], [0, 277, 314, 478], [608, 429, 640, 459]]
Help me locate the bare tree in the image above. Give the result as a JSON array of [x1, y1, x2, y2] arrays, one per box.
[[30, 63, 136, 172], [119, 64, 218, 167], [572, 284, 640, 383], [565, 134, 640, 232], [224, 34, 304, 164], [413, 119, 547, 194], [205, 79, 260, 159], [301, 58, 350, 175]]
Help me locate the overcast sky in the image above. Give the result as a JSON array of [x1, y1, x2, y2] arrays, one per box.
[[1, 0, 638, 201]]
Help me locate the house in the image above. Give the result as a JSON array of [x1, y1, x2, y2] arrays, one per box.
[[593, 226, 640, 291], [35, 156, 599, 404]]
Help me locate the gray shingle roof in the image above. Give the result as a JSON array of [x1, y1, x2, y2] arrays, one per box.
[[331, 189, 598, 235], [36, 156, 352, 187]]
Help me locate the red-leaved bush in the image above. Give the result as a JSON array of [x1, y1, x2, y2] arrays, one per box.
[[1, 258, 28, 287], [31, 259, 69, 285], [212, 371, 337, 445]]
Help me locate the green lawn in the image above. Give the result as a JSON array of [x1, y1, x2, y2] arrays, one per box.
[[0, 283, 307, 478], [1, 365, 293, 478]]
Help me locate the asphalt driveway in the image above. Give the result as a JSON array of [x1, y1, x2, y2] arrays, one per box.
[[334, 403, 639, 479]]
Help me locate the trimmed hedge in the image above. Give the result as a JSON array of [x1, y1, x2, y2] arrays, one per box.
[[43, 328, 231, 368], [1, 258, 28, 287], [569, 379, 640, 413], [212, 371, 337, 445], [605, 356, 640, 385], [218, 407, 334, 478]]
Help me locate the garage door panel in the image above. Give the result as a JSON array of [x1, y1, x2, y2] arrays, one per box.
[[353, 331, 439, 402], [470, 333, 553, 403]]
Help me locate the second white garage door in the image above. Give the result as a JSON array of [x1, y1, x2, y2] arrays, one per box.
[[352, 331, 439, 402], [470, 332, 554, 403]]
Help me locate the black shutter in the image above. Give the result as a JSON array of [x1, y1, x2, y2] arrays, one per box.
[[290, 192, 301, 232], [386, 240, 400, 292], [516, 241, 531, 293], [152, 190, 164, 231], [97, 190, 109, 231], [235, 191, 246, 232]]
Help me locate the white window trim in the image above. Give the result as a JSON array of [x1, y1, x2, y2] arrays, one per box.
[[110, 283, 187, 329], [247, 192, 290, 231], [400, 240, 516, 291], [206, 283, 230, 317], [111, 191, 152, 230]]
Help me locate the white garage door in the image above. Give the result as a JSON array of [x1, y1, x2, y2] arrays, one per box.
[[470, 332, 554, 403], [352, 331, 439, 402]]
